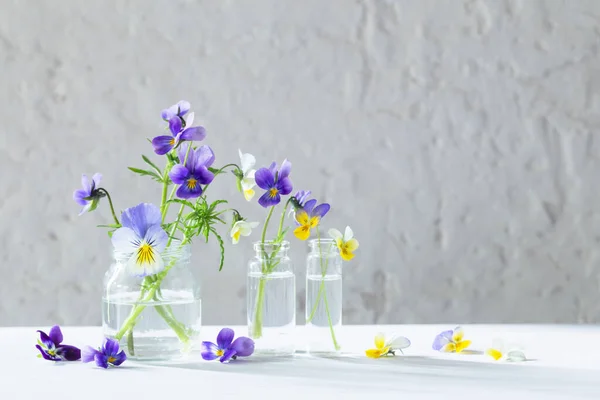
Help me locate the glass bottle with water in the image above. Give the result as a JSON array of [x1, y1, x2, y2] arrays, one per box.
[[306, 238, 342, 354], [247, 240, 295, 356]]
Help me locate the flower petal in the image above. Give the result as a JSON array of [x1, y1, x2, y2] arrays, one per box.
[[345, 238, 359, 252], [255, 168, 275, 190], [49, 325, 63, 345], [152, 135, 176, 155], [120, 203, 162, 238], [144, 225, 168, 255], [506, 350, 526, 362], [365, 348, 383, 359], [94, 353, 109, 369], [374, 333, 386, 350], [442, 342, 457, 352], [432, 330, 453, 351], [81, 174, 92, 194], [312, 203, 330, 219], [217, 328, 235, 349], [343, 226, 354, 241], [168, 116, 182, 135], [177, 143, 194, 166], [184, 112, 194, 127], [387, 335, 411, 350], [161, 104, 179, 120], [230, 337, 255, 357], [55, 344, 81, 361], [303, 199, 317, 215], [176, 100, 191, 116], [455, 340, 471, 353], [170, 164, 191, 185], [37, 330, 54, 349], [279, 159, 291, 179], [201, 341, 219, 360], [103, 338, 120, 356], [81, 346, 99, 363], [126, 245, 165, 277], [220, 348, 237, 363], [92, 173, 102, 188], [295, 210, 310, 226], [452, 327, 464, 343], [328, 229, 343, 241], [176, 181, 203, 199], [195, 145, 215, 168], [180, 126, 207, 142], [194, 166, 215, 185], [486, 348, 503, 361], [258, 191, 280, 207], [277, 177, 293, 196], [36, 344, 54, 361], [111, 227, 139, 255], [239, 150, 256, 175], [73, 189, 89, 206], [293, 225, 311, 241], [111, 351, 127, 366]]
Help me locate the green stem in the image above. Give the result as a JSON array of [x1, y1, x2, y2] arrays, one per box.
[[98, 188, 120, 225], [202, 164, 239, 198], [160, 170, 169, 224], [322, 281, 340, 351]]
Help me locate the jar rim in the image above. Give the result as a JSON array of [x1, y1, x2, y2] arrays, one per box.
[[253, 240, 290, 251]]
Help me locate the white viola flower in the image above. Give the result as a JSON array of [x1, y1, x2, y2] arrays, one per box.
[[238, 149, 257, 201], [328, 226, 359, 261], [231, 220, 259, 244], [486, 339, 526, 362]]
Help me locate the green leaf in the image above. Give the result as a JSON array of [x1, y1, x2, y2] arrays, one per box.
[[142, 155, 163, 176], [167, 199, 195, 209], [128, 167, 163, 182], [97, 224, 121, 229], [210, 227, 226, 271]]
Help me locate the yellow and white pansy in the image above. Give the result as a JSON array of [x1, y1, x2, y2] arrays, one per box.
[[486, 339, 526, 362], [238, 149, 257, 201], [365, 332, 411, 358], [432, 326, 472, 353], [230, 220, 259, 244], [328, 226, 359, 261]]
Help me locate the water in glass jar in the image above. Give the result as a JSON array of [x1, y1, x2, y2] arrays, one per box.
[[306, 274, 342, 353]]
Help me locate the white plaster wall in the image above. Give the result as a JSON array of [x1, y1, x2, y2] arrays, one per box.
[[1, 0, 600, 326]]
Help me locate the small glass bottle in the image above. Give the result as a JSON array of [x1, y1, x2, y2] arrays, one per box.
[[103, 242, 201, 361], [247, 240, 295, 356], [305, 238, 342, 354]]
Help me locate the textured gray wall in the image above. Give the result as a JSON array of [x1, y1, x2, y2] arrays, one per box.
[[2, 0, 600, 327]]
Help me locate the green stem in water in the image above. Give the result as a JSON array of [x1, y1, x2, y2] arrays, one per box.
[[98, 188, 120, 225]]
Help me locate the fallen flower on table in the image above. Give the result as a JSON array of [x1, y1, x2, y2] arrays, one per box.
[[432, 326, 471, 353], [365, 332, 411, 358], [82, 338, 127, 369], [201, 328, 255, 363], [36, 325, 81, 361], [486, 339, 526, 362]]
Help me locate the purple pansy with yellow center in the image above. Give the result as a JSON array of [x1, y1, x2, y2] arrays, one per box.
[[82, 338, 127, 369], [169, 144, 215, 199], [201, 328, 255, 363], [73, 173, 103, 215], [152, 100, 207, 155], [255, 159, 293, 208], [293, 199, 330, 240], [432, 326, 472, 353], [36, 325, 81, 361], [111, 203, 168, 276]]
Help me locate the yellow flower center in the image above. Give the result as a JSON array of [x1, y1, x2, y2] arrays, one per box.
[[216, 349, 224, 357], [233, 230, 241, 242], [169, 138, 175, 146], [269, 188, 278, 198], [108, 356, 117, 363], [187, 177, 198, 189], [136, 243, 156, 265]]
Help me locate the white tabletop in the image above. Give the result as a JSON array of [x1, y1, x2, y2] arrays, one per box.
[[5, 325, 600, 399]]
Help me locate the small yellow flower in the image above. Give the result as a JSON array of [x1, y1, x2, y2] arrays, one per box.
[[293, 200, 330, 241], [432, 326, 471, 353], [486, 339, 526, 362], [328, 226, 359, 261], [366, 332, 410, 358], [230, 220, 259, 244]]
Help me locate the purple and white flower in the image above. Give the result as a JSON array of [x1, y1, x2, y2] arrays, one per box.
[[169, 144, 215, 199], [111, 203, 168, 276], [254, 159, 293, 208], [73, 173, 103, 215], [201, 328, 255, 363], [152, 101, 207, 155], [82, 338, 127, 369], [36, 325, 81, 361]]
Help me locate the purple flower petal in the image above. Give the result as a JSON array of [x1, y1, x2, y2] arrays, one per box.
[[258, 191, 281, 208], [94, 353, 109, 369], [49, 325, 63, 345], [110, 350, 127, 366], [152, 135, 176, 155], [81, 174, 92, 194], [120, 203, 162, 238], [144, 225, 168, 254], [268, 162, 277, 175], [73, 189, 89, 206], [217, 328, 235, 349], [201, 341, 219, 360], [36, 344, 54, 361], [177, 143, 193, 166], [279, 159, 291, 179], [176, 181, 203, 199], [255, 168, 275, 190], [432, 330, 454, 351], [219, 348, 237, 363], [81, 346, 99, 363], [180, 126, 207, 142], [56, 344, 81, 361], [103, 338, 119, 356], [111, 227, 139, 255], [230, 337, 255, 357], [194, 167, 215, 185], [195, 145, 215, 168], [277, 176, 293, 196], [170, 164, 191, 185], [303, 199, 317, 215], [37, 330, 54, 348], [176, 100, 191, 116], [169, 116, 183, 136], [312, 203, 330, 219], [92, 173, 102, 189], [161, 104, 179, 121]]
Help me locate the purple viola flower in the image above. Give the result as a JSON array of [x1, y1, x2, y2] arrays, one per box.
[[293, 199, 330, 240], [201, 328, 255, 363], [111, 203, 168, 276], [36, 325, 81, 361], [152, 101, 207, 155], [169, 144, 215, 199], [73, 173, 103, 215], [254, 159, 293, 208], [289, 190, 312, 216], [82, 338, 127, 369]]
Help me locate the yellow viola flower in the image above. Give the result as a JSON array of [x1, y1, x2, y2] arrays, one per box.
[[328, 226, 359, 261], [366, 332, 411, 358], [432, 326, 472, 353], [293, 200, 330, 241], [486, 339, 526, 362]]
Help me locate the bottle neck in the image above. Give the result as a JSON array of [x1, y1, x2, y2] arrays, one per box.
[[254, 240, 290, 259], [309, 239, 338, 255]]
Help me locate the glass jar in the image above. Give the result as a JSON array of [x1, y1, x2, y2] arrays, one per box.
[[247, 240, 295, 356], [306, 238, 342, 354], [102, 242, 201, 361]]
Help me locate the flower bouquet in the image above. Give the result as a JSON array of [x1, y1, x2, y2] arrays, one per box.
[[74, 101, 249, 360]]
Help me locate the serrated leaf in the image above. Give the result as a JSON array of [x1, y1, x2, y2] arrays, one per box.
[[128, 167, 163, 182], [167, 199, 195, 209], [142, 155, 163, 176], [210, 227, 226, 271]]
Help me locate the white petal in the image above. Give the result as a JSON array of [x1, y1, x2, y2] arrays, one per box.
[[185, 112, 195, 127], [387, 335, 411, 350], [144, 225, 168, 254], [506, 350, 526, 362], [111, 227, 139, 255], [343, 226, 354, 241], [241, 177, 256, 190], [126, 247, 165, 277], [239, 151, 256, 174], [328, 228, 343, 240], [249, 221, 260, 228]]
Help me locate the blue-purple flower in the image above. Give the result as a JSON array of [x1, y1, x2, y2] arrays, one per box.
[[82, 338, 127, 369], [169, 144, 215, 199], [201, 328, 255, 363], [111, 203, 168, 276], [293, 199, 330, 240], [36, 325, 81, 361], [152, 101, 207, 155], [254, 159, 293, 207], [432, 326, 471, 353], [73, 173, 103, 215]]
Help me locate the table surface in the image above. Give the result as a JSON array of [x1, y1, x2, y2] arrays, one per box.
[[4, 325, 600, 399]]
